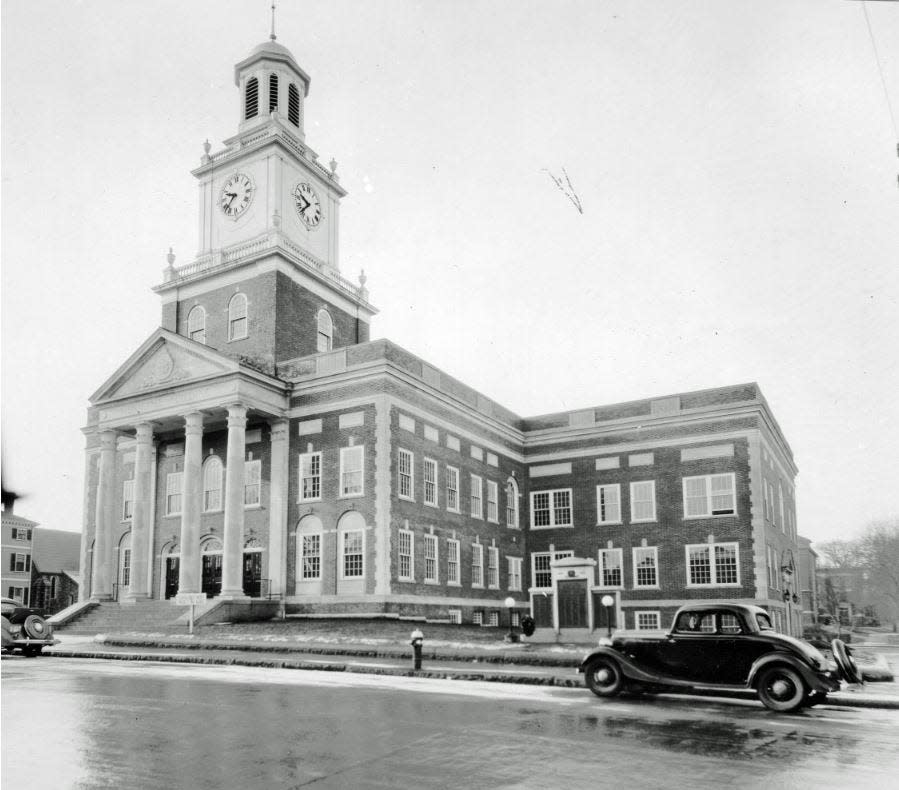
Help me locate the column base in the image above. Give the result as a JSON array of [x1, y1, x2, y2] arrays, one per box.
[[91, 594, 115, 602], [121, 592, 152, 604], [217, 590, 250, 602]]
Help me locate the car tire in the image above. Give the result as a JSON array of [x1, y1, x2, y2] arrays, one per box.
[[831, 639, 863, 684], [757, 665, 807, 713], [585, 658, 624, 698], [23, 614, 49, 640]]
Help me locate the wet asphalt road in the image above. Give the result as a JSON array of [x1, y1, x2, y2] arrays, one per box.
[[3, 656, 898, 789]]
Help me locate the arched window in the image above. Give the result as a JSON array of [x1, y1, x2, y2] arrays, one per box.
[[245, 77, 259, 120], [187, 305, 206, 344], [316, 309, 333, 352], [288, 84, 300, 127], [228, 293, 248, 340], [203, 456, 223, 512], [505, 476, 520, 529], [269, 73, 279, 113]]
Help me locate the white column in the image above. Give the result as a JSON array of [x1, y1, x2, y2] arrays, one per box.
[[267, 418, 289, 598], [220, 403, 248, 599], [124, 422, 154, 601], [177, 412, 204, 594], [91, 430, 118, 600]]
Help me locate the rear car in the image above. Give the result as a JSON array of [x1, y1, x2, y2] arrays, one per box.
[[1, 596, 58, 656]]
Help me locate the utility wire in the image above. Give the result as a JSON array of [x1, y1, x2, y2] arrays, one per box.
[[860, 1, 898, 140]]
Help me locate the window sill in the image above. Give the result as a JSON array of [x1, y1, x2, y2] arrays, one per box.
[[630, 519, 657, 525], [424, 580, 439, 586], [597, 521, 623, 527], [686, 583, 742, 589], [244, 504, 263, 511], [447, 581, 462, 587], [339, 493, 365, 500], [164, 513, 181, 519], [529, 524, 573, 530], [633, 585, 661, 590], [683, 513, 737, 520], [424, 502, 439, 509], [446, 508, 461, 515], [202, 509, 224, 515], [297, 498, 322, 505], [398, 496, 415, 503], [487, 518, 499, 525], [471, 585, 485, 590]]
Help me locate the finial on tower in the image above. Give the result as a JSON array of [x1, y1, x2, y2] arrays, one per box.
[[270, 2, 277, 41]]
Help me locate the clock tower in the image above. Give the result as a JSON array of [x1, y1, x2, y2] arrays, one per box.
[[154, 34, 375, 373]]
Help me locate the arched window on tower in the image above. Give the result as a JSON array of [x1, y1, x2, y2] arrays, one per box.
[[229, 293, 248, 340], [288, 84, 300, 127], [269, 73, 279, 113], [245, 77, 259, 120], [187, 305, 206, 344], [316, 309, 333, 352]]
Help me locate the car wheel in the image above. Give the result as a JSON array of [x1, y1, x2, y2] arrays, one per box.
[[757, 666, 807, 712], [23, 615, 49, 640], [585, 658, 624, 698], [831, 639, 863, 684]]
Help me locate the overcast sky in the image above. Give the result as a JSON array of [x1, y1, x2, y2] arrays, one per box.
[[2, 1, 897, 548]]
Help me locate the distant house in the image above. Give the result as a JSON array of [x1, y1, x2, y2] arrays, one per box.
[[2, 502, 36, 605], [796, 535, 819, 625], [30, 528, 80, 613]]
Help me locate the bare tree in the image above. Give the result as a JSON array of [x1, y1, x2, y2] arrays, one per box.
[[816, 539, 863, 568], [857, 517, 899, 630]]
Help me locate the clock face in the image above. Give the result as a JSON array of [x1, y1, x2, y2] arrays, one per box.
[[220, 173, 255, 219], [293, 182, 323, 228]]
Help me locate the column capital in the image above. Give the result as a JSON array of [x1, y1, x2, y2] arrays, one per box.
[[98, 430, 118, 450], [134, 422, 156, 442], [226, 403, 248, 427], [269, 417, 289, 442], [183, 412, 204, 435]]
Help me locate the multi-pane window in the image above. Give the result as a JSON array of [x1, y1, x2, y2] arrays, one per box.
[[269, 72, 279, 113], [301, 533, 321, 579], [187, 305, 206, 344], [636, 611, 661, 630], [596, 484, 621, 524], [245, 76, 259, 119], [633, 547, 658, 588], [487, 547, 499, 589], [316, 310, 333, 353], [122, 479, 135, 521], [683, 473, 736, 517], [11, 528, 32, 541], [244, 459, 261, 506], [288, 83, 300, 126], [446, 466, 460, 512], [424, 534, 438, 583], [470, 474, 483, 518], [506, 479, 519, 528], [471, 544, 484, 588], [166, 472, 183, 516], [531, 550, 574, 588], [7, 587, 28, 604], [203, 456, 223, 512], [630, 481, 656, 522], [228, 293, 248, 340], [778, 483, 785, 532], [342, 530, 364, 578], [121, 548, 131, 587], [686, 542, 740, 586], [472, 611, 484, 626], [10, 553, 31, 573], [487, 611, 500, 627], [299, 452, 321, 501], [507, 557, 522, 591], [398, 529, 414, 580], [398, 449, 414, 500], [598, 548, 623, 588], [423, 458, 438, 507], [447, 539, 460, 585], [486, 481, 499, 523], [530, 489, 572, 528], [340, 446, 364, 496]]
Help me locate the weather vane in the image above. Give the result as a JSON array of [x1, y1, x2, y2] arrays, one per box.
[[270, 2, 277, 41]]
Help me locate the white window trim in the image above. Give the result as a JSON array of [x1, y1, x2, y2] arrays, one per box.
[[228, 292, 249, 341], [629, 480, 657, 523], [471, 543, 484, 589], [682, 473, 737, 519], [339, 445, 365, 498], [487, 546, 500, 589], [505, 477, 520, 529], [685, 542, 742, 587], [122, 479, 135, 522], [165, 471, 183, 517], [398, 448, 414, 501], [447, 538, 461, 586], [298, 531, 323, 581], [424, 534, 439, 584], [244, 458, 262, 508], [470, 474, 483, 519], [298, 451, 322, 503], [507, 556, 522, 592], [446, 466, 460, 513], [486, 480, 499, 523], [530, 550, 574, 589], [423, 457, 438, 508], [632, 546, 660, 589], [635, 611, 662, 630], [596, 483, 622, 525], [340, 529, 365, 580], [203, 456, 224, 513], [598, 548, 624, 589], [398, 529, 415, 581], [529, 489, 574, 529]]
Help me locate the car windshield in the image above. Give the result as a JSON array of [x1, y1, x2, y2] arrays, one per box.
[[756, 613, 774, 631]]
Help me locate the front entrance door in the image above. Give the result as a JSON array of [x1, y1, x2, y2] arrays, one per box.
[[202, 553, 222, 597], [557, 579, 588, 628], [243, 551, 262, 598], [164, 556, 180, 600]]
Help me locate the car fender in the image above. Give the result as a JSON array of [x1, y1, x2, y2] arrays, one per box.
[[747, 652, 839, 693], [579, 647, 665, 685]]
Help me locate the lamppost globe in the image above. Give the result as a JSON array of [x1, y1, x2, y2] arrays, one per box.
[[601, 595, 615, 637], [504, 596, 515, 610], [503, 597, 516, 642]]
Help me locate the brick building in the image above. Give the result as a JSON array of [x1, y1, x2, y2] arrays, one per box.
[[78, 35, 803, 635]]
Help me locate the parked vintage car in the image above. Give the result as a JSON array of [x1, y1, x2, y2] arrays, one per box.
[[0, 597, 58, 656], [579, 602, 862, 712]]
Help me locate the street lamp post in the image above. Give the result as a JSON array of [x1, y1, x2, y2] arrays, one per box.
[[504, 596, 517, 642], [601, 595, 614, 637]]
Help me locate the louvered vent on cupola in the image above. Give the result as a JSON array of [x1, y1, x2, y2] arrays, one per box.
[[269, 73, 279, 113], [288, 83, 300, 127], [245, 77, 259, 119]]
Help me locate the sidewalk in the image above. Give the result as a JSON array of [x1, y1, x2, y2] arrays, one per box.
[[43, 632, 899, 710]]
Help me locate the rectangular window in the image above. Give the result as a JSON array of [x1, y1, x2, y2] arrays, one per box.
[[301, 534, 321, 579], [423, 458, 438, 507], [633, 547, 658, 588], [778, 483, 785, 532], [11, 528, 32, 541], [530, 489, 573, 528], [342, 530, 364, 578], [165, 472, 183, 516], [447, 609, 462, 625], [446, 466, 460, 512], [470, 474, 483, 518], [487, 611, 499, 627], [636, 611, 661, 630], [340, 446, 364, 496], [683, 473, 736, 518], [598, 548, 623, 588], [11, 553, 31, 573], [424, 535, 438, 583], [244, 459, 261, 506], [122, 479, 135, 521], [471, 544, 484, 588], [299, 452, 321, 501], [8, 586, 28, 604], [487, 546, 499, 589], [506, 481, 519, 528], [398, 449, 414, 500], [686, 542, 741, 586], [121, 548, 131, 587], [630, 480, 656, 522], [486, 481, 499, 522], [596, 484, 621, 524], [472, 610, 484, 626], [447, 539, 461, 586], [531, 550, 574, 588], [507, 557, 522, 591], [398, 529, 414, 581]]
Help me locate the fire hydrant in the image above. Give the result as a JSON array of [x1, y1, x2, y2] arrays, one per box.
[[410, 628, 424, 670]]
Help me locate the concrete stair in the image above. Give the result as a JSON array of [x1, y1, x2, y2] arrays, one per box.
[[57, 599, 191, 635]]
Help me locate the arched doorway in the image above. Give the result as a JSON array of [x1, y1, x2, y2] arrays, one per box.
[[162, 543, 180, 600], [295, 515, 324, 596], [242, 537, 264, 597], [201, 536, 223, 598]]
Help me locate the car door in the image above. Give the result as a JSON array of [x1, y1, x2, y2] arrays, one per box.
[[656, 611, 720, 682]]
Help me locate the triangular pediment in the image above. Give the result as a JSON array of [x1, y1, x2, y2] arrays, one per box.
[[92, 329, 240, 403]]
